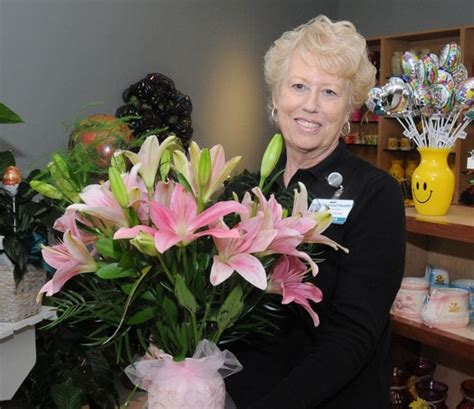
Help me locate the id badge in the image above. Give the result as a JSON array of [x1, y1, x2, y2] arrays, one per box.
[[309, 198, 354, 225]]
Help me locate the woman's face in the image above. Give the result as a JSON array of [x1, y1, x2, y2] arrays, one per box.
[[274, 51, 351, 158]]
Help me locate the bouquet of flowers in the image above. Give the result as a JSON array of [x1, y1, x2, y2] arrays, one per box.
[[38, 133, 344, 408]]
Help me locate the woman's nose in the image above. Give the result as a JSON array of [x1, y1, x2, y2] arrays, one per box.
[[302, 92, 319, 113]]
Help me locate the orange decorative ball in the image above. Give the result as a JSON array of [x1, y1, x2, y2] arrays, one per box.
[[69, 114, 133, 167], [2, 165, 22, 186]]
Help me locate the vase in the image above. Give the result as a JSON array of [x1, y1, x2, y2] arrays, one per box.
[[0, 264, 46, 322], [416, 380, 448, 409], [389, 159, 405, 181], [391, 51, 403, 76], [421, 288, 470, 329], [389, 366, 414, 409], [391, 277, 430, 319], [406, 357, 436, 398], [457, 379, 474, 408], [125, 339, 242, 409], [411, 147, 454, 216], [405, 159, 418, 185]]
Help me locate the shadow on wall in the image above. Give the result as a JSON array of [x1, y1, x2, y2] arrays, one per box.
[[197, 37, 272, 172]]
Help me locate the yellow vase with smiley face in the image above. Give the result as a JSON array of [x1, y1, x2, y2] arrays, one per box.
[[411, 147, 454, 216]]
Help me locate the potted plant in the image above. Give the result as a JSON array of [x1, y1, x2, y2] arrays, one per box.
[[37, 133, 345, 408], [0, 102, 54, 322]]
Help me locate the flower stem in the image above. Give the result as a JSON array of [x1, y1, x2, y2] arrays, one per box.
[[199, 286, 216, 335], [190, 312, 200, 347], [157, 252, 174, 283]]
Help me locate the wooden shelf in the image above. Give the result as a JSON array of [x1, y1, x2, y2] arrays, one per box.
[[405, 205, 474, 243], [391, 314, 474, 362]]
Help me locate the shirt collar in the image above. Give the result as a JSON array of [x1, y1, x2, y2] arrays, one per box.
[[276, 138, 348, 184]]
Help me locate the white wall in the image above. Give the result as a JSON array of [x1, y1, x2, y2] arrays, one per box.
[[0, 0, 336, 173], [337, 0, 474, 37], [2, 0, 472, 174]]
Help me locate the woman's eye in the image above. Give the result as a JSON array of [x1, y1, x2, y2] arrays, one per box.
[[324, 89, 337, 96], [292, 83, 305, 90]]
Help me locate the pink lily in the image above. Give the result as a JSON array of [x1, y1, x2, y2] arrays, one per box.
[[210, 216, 277, 290], [150, 184, 246, 252], [68, 183, 130, 228], [267, 255, 322, 326], [173, 142, 241, 204], [53, 210, 96, 245], [38, 230, 98, 300], [114, 184, 247, 253], [250, 187, 319, 275], [292, 183, 348, 252], [121, 134, 177, 189]]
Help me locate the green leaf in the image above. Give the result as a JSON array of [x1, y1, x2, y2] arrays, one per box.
[[95, 237, 122, 259], [51, 383, 82, 409], [216, 285, 244, 331], [96, 263, 135, 280], [174, 274, 197, 314], [162, 296, 178, 325], [0, 102, 23, 124], [127, 306, 156, 324], [139, 290, 156, 302]]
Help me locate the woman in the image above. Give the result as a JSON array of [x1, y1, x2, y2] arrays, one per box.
[[226, 15, 406, 409]]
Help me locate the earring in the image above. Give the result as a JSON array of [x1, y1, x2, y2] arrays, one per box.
[[341, 121, 351, 136], [271, 107, 278, 122]]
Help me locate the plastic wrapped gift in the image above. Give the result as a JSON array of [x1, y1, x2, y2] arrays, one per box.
[[125, 339, 242, 409]]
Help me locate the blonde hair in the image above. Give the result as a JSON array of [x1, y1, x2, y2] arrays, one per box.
[[264, 15, 376, 111]]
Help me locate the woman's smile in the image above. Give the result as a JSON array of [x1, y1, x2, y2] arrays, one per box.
[[295, 117, 322, 133]]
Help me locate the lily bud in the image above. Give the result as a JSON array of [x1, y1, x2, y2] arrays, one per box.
[[198, 148, 211, 188], [259, 133, 283, 188], [160, 149, 171, 180], [47, 157, 81, 203], [30, 180, 64, 200], [111, 151, 127, 173], [130, 232, 159, 256], [108, 167, 129, 208]]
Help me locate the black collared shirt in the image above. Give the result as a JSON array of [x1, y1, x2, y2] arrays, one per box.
[[227, 139, 406, 409]]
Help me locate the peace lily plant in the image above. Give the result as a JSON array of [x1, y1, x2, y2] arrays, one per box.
[[38, 133, 344, 376]]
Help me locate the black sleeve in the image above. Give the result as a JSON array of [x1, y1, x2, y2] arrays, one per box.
[[245, 173, 406, 409]]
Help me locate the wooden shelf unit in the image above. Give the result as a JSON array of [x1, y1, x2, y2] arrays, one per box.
[[391, 205, 474, 366], [391, 315, 474, 362], [363, 25, 474, 203], [405, 205, 474, 243]]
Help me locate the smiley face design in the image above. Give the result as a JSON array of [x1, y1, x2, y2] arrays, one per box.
[[435, 274, 445, 284], [412, 180, 433, 204], [410, 148, 455, 216]]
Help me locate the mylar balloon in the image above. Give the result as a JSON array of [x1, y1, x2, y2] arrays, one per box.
[[440, 42, 461, 73], [383, 77, 413, 115], [366, 87, 387, 116], [436, 69, 456, 90], [429, 53, 440, 68], [420, 55, 439, 86], [401, 52, 419, 82], [455, 77, 474, 108], [452, 64, 468, 84], [432, 83, 453, 114], [413, 85, 434, 116]]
